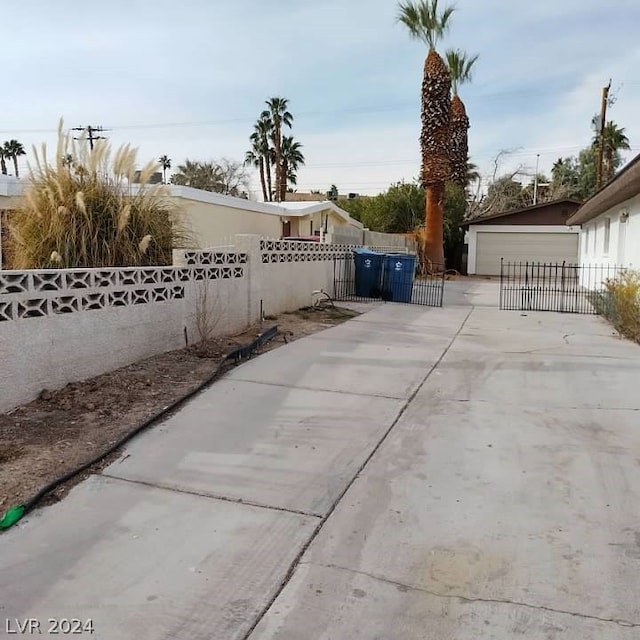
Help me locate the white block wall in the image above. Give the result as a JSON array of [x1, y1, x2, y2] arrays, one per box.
[[0, 236, 355, 413]]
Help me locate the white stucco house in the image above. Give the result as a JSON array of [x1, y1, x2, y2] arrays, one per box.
[[567, 152, 640, 269]]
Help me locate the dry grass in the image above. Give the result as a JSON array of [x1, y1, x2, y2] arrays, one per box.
[[7, 120, 191, 269], [597, 271, 640, 343]]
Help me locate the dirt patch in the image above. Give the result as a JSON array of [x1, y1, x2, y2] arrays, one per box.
[[0, 305, 360, 512]]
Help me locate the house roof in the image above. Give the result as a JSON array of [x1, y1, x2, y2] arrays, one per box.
[[567, 152, 640, 225], [0, 177, 364, 229], [464, 198, 582, 227], [278, 200, 364, 228]]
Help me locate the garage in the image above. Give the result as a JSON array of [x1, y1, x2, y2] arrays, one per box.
[[465, 199, 582, 276], [475, 231, 579, 276]]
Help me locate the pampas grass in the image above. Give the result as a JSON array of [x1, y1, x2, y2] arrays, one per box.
[[7, 120, 191, 269]]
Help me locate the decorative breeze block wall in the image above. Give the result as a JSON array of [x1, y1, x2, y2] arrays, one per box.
[[0, 251, 246, 323], [260, 239, 356, 264]]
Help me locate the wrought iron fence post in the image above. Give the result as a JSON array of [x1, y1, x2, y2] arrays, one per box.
[[560, 260, 566, 313], [499, 258, 504, 310]]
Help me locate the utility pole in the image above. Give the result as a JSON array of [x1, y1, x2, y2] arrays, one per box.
[[596, 80, 612, 190], [71, 125, 109, 150], [533, 153, 540, 205]]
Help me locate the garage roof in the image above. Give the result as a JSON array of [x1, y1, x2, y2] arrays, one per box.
[[566, 152, 640, 225], [465, 198, 582, 227]]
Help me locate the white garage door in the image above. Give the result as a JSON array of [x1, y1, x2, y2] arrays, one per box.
[[476, 232, 579, 276]]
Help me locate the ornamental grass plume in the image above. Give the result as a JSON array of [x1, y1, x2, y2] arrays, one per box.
[[7, 119, 191, 269]]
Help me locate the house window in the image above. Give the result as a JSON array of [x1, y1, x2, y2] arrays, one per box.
[[603, 218, 611, 255]]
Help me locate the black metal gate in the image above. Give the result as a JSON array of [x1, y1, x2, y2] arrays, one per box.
[[499, 260, 620, 314], [332, 255, 445, 307]]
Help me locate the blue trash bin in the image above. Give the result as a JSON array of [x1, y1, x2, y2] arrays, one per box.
[[353, 248, 384, 298], [383, 254, 417, 303]]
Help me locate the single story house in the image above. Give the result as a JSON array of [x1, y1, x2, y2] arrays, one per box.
[[169, 187, 364, 247], [0, 179, 365, 266], [464, 199, 582, 276], [567, 152, 640, 268]]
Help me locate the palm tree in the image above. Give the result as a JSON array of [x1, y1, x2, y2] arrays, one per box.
[[159, 155, 171, 184], [397, 0, 455, 267], [4, 140, 26, 177], [465, 161, 480, 187], [0, 147, 7, 175], [251, 115, 274, 201], [263, 97, 293, 202], [170, 160, 223, 192], [445, 49, 478, 189], [279, 136, 305, 200], [595, 122, 631, 183], [244, 147, 268, 202]]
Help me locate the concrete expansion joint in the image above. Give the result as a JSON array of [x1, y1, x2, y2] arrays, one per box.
[[311, 562, 640, 629], [228, 377, 403, 400], [100, 473, 323, 519], [240, 308, 476, 640]]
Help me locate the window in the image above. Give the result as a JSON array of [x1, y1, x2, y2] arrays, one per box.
[[603, 218, 611, 255]]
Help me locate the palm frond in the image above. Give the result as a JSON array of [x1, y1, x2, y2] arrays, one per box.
[[445, 48, 478, 95], [397, 0, 455, 49]]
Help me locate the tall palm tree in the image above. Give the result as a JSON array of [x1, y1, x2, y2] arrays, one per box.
[[595, 121, 631, 183], [244, 147, 268, 202], [4, 140, 26, 177], [0, 147, 7, 175], [397, 0, 455, 267], [279, 136, 305, 200], [445, 49, 478, 189], [263, 97, 293, 202], [159, 155, 172, 184], [251, 114, 274, 201]]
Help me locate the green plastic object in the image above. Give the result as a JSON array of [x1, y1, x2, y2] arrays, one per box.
[[0, 505, 25, 530]]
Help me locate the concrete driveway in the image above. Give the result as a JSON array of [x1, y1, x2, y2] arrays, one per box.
[[2, 280, 640, 639]]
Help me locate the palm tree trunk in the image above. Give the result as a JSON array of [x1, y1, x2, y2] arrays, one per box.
[[280, 160, 288, 201], [264, 152, 273, 201], [12, 156, 19, 178], [0, 157, 6, 175], [425, 183, 445, 267], [259, 158, 268, 202], [274, 123, 282, 202]]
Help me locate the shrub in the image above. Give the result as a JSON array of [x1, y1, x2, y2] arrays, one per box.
[[600, 271, 640, 343], [7, 122, 191, 269]]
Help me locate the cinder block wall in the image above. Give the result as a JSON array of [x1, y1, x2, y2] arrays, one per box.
[[0, 236, 354, 412]]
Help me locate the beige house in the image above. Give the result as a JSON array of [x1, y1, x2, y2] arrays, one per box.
[[0, 180, 365, 266], [169, 186, 364, 247]]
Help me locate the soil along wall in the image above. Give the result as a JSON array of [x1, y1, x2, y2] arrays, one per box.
[[0, 236, 354, 413]]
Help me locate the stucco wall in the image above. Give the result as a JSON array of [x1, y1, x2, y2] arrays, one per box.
[[176, 197, 282, 247], [0, 237, 355, 413], [579, 193, 640, 269]]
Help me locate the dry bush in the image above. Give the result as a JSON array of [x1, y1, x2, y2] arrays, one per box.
[[601, 271, 640, 343], [7, 120, 191, 269]]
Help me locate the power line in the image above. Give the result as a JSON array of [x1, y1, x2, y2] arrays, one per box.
[[1, 80, 639, 136]]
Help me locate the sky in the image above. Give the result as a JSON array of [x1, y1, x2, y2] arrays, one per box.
[[2, 0, 640, 199]]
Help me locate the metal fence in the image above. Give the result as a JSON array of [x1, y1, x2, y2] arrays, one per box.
[[499, 260, 622, 314], [332, 255, 445, 307]]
